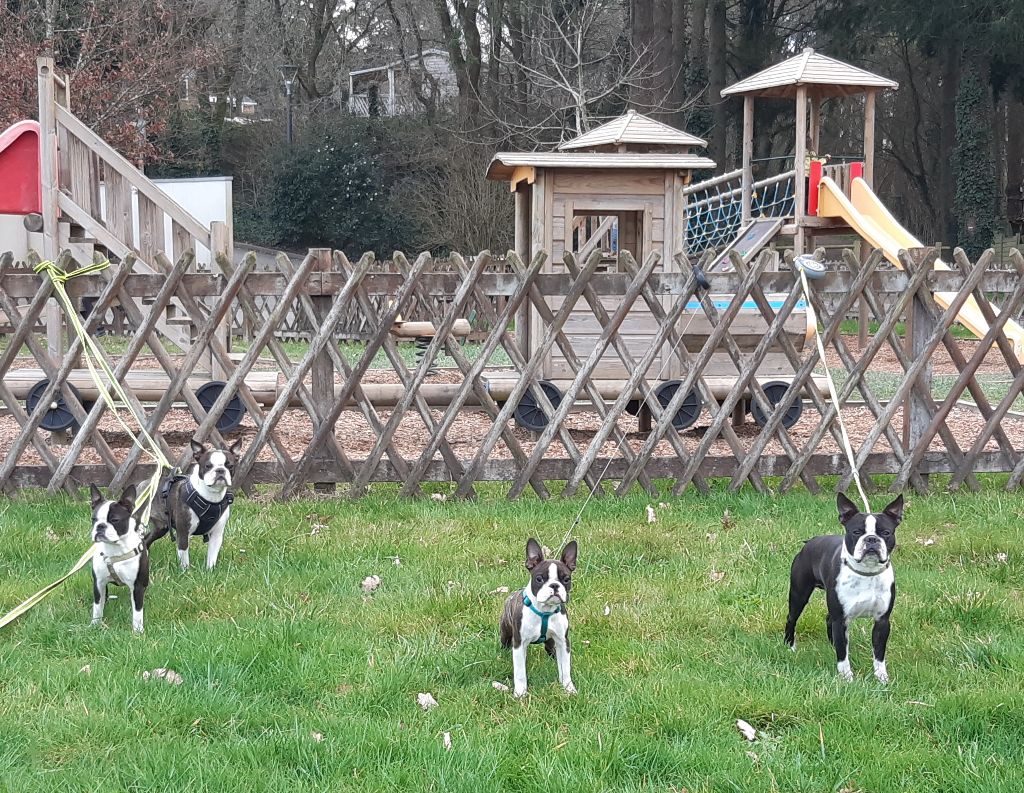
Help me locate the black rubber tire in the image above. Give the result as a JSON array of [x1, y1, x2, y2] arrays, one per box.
[[653, 380, 702, 430], [513, 380, 562, 432], [25, 379, 91, 432], [194, 380, 246, 433], [750, 380, 803, 429]]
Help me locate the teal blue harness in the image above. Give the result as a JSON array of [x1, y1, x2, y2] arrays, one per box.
[[522, 590, 563, 644]]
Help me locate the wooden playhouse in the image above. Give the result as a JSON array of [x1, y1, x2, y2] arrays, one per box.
[[485, 111, 817, 430]]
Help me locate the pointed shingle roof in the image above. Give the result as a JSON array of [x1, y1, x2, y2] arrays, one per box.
[[722, 48, 898, 99], [557, 110, 706, 151]]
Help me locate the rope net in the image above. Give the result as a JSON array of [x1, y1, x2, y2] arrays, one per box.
[[684, 170, 796, 255]]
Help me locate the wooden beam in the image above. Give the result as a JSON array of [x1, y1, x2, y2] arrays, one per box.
[[741, 96, 754, 226], [809, 93, 821, 154], [37, 57, 62, 363], [794, 86, 808, 254], [864, 89, 877, 187]]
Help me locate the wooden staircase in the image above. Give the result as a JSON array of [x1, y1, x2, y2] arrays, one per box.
[[36, 56, 231, 372]]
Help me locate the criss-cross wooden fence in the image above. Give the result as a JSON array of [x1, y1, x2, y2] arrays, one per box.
[[1, 243, 1024, 499]]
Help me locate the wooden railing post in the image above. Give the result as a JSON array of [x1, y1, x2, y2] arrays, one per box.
[[37, 57, 63, 364], [210, 220, 232, 378], [903, 248, 936, 487], [310, 247, 337, 493]]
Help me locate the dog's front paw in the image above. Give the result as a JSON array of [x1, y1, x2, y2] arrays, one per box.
[[837, 660, 853, 682], [563, 681, 577, 695], [513, 687, 528, 699], [873, 661, 889, 684]]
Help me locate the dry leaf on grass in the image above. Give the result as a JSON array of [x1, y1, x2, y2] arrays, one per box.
[[996, 552, 1008, 563], [489, 586, 510, 595], [442, 731, 452, 750], [392, 556, 402, 567], [492, 681, 509, 692], [361, 575, 382, 593], [430, 493, 448, 502], [45, 528, 59, 543], [645, 504, 657, 524], [417, 692, 438, 711], [722, 510, 734, 530], [709, 569, 726, 583], [142, 668, 183, 685], [916, 537, 936, 546], [603, 603, 611, 616], [311, 731, 323, 743], [736, 719, 757, 741], [79, 664, 91, 675]]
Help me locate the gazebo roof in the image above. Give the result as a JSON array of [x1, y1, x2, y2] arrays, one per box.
[[485, 151, 716, 180], [722, 48, 898, 99], [557, 109, 707, 151]]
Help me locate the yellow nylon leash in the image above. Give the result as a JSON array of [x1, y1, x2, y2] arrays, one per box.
[[1, 259, 172, 629]]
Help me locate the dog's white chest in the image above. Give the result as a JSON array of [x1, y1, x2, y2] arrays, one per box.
[[836, 565, 893, 620]]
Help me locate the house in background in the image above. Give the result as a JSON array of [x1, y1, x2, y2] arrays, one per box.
[[347, 48, 457, 116]]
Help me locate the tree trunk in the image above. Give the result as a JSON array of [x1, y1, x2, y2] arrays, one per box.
[[1008, 97, 1024, 234], [708, 0, 727, 165], [938, 45, 960, 246], [669, 0, 689, 128]]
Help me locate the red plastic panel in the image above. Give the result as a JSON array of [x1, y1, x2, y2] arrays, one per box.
[[0, 120, 42, 215]]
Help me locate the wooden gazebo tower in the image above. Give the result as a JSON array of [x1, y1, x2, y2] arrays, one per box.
[[722, 48, 898, 254]]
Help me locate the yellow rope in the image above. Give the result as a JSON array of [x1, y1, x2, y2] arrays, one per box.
[[1, 259, 171, 630]]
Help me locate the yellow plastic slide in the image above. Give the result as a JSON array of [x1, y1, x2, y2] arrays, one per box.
[[817, 176, 1024, 361]]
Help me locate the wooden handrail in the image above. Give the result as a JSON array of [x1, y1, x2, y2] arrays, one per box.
[[683, 168, 743, 196], [54, 104, 211, 245], [686, 170, 796, 213]]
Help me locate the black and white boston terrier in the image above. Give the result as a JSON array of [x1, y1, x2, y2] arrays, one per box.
[[785, 492, 904, 682], [499, 538, 578, 698], [144, 439, 241, 570], [90, 484, 149, 633]]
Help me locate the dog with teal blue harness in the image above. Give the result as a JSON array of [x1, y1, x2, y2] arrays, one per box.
[[500, 538, 578, 698]]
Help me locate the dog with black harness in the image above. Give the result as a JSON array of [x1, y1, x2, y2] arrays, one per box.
[[145, 439, 242, 571]]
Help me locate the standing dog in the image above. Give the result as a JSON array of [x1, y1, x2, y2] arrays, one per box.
[[90, 484, 149, 633], [499, 538, 578, 698], [785, 493, 904, 682], [145, 439, 241, 570]]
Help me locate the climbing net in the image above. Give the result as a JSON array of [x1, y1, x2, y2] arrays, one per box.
[[684, 169, 796, 255]]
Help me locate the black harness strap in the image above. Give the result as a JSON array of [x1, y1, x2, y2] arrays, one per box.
[[161, 471, 234, 541]]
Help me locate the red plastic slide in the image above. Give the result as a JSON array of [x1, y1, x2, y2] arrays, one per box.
[[0, 120, 41, 215]]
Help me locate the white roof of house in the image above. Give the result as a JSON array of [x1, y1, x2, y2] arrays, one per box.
[[350, 48, 449, 77], [486, 151, 716, 180], [557, 110, 707, 151], [722, 48, 898, 98]]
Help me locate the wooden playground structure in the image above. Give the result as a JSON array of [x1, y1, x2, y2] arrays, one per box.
[[2, 52, 1024, 499]]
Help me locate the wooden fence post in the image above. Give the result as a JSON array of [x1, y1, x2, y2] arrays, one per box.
[[310, 248, 336, 493], [903, 248, 936, 487], [210, 220, 232, 378]]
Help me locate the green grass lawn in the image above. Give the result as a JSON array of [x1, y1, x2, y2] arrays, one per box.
[[1, 484, 1023, 792]]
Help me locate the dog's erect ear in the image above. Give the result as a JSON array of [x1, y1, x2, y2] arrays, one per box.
[[560, 540, 578, 572], [119, 484, 137, 510], [228, 437, 244, 456], [837, 492, 860, 525], [525, 538, 543, 570], [190, 439, 206, 458], [90, 484, 104, 508], [882, 493, 904, 524]]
